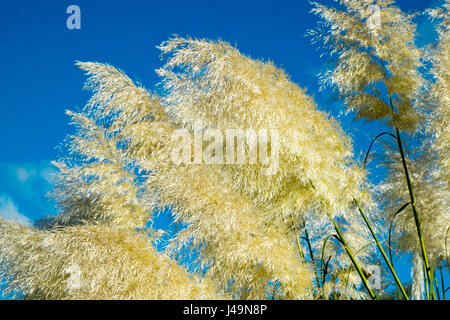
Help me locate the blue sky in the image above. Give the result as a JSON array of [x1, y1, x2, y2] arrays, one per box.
[[0, 0, 445, 297]]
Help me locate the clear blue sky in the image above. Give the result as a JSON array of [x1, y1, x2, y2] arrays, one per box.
[[0, 0, 444, 297]]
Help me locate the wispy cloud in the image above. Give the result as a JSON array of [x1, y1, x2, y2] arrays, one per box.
[[0, 161, 57, 221], [11, 163, 56, 185], [0, 194, 31, 225]]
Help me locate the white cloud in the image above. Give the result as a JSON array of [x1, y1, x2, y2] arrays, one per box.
[[0, 161, 57, 221], [3, 162, 55, 185], [0, 195, 31, 225], [16, 167, 35, 182], [40, 167, 56, 184]]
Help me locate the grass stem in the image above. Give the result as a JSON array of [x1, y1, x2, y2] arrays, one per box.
[[328, 214, 377, 300], [354, 199, 409, 300]]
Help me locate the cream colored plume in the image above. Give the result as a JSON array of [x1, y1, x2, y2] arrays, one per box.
[[0, 218, 222, 299]]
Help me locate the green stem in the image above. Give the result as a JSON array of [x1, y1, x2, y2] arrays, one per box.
[[328, 214, 377, 300], [379, 58, 434, 299], [304, 229, 321, 290], [320, 235, 336, 299], [440, 263, 446, 300], [395, 129, 435, 300], [354, 199, 409, 300], [363, 132, 397, 168], [293, 216, 306, 264], [433, 268, 441, 300], [388, 202, 410, 299], [388, 224, 399, 299], [320, 235, 335, 284], [424, 264, 430, 300], [296, 234, 306, 263]]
